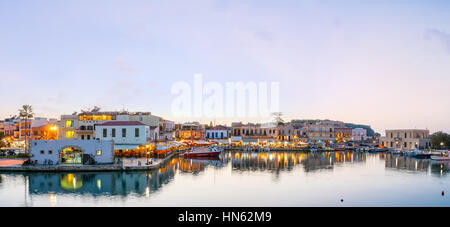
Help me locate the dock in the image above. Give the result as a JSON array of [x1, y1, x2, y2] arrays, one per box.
[[0, 152, 179, 173]]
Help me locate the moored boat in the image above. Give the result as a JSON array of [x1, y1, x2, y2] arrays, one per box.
[[431, 151, 450, 161], [183, 146, 221, 158]]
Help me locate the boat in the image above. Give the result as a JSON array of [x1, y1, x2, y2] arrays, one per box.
[[431, 151, 450, 161], [183, 146, 221, 158], [431, 156, 450, 161]]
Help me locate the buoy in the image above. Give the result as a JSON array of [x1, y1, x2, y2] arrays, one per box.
[[442, 191, 445, 196]]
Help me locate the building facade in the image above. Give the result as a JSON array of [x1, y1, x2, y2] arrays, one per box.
[[58, 111, 170, 141], [352, 128, 367, 141], [380, 129, 431, 149], [95, 121, 150, 147], [206, 125, 229, 139], [29, 140, 114, 165], [177, 122, 205, 140]]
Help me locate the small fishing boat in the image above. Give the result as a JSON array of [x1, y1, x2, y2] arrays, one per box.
[[431, 151, 450, 161], [183, 146, 221, 158]]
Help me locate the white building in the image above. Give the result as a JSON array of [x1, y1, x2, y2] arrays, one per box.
[[352, 128, 367, 141], [206, 125, 229, 139], [95, 121, 150, 149], [29, 140, 114, 165]]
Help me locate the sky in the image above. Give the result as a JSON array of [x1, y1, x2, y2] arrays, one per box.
[[0, 0, 449, 134]]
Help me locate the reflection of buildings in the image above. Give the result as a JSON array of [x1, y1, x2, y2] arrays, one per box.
[[28, 159, 179, 196], [385, 154, 430, 172], [431, 162, 450, 177], [228, 151, 366, 173]]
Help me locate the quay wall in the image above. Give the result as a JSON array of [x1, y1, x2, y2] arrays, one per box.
[[0, 152, 179, 173]]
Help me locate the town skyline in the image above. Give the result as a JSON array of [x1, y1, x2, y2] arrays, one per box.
[[1, 1, 450, 134]]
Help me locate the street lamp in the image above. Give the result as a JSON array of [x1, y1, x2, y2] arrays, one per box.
[[146, 144, 150, 165]]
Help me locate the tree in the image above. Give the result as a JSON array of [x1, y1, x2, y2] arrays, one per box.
[[19, 105, 34, 153], [431, 131, 450, 149], [272, 112, 285, 126]]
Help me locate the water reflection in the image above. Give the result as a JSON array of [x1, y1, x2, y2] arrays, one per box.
[[28, 159, 179, 197], [3, 151, 450, 206], [385, 154, 431, 173], [384, 153, 450, 177], [226, 151, 366, 173]]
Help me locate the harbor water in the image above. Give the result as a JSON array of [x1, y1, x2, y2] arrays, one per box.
[[1, 151, 450, 207]]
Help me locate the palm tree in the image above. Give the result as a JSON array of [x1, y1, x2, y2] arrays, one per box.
[[19, 105, 34, 154]]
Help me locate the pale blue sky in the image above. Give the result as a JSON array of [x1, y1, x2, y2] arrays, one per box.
[[1, 0, 450, 134]]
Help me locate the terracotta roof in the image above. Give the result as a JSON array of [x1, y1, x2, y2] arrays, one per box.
[[97, 121, 146, 126]]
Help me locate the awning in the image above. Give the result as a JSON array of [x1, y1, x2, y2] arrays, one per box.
[[155, 144, 172, 150], [114, 144, 141, 150]]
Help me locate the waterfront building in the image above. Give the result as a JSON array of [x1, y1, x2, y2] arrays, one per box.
[[301, 120, 346, 142], [177, 122, 205, 140], [231, 122, 277, 140], [149, 126, 159, 141], [158, 119, 175, 141], [380, 129, 431, 149], [95, 121, 150, 150], [334, 127, 353, 143], [29, 140, 114, 165], [58, 110, 170, 141], [352, 128, 367, 141], [31, 123, 59, 140], [206, 125, 229, 139]]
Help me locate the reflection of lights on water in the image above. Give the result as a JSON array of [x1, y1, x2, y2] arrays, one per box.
[[49, 193, 57, 206], [395, 158, 398, 167], [441, 169, 443, 176], [415, 161, 418, 170], [269, 154, 273, 161], [145, 187, 150, 197], [97, 179, 102, 190]]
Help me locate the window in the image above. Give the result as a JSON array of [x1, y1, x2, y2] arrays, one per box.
[[48, 150, 53, 155], [40, 150, 44, 154], [66, 131, 74, 138], [112, 128, 116, 137], [65, 120, 73, 127], [103, 128, 107, 138], [87, 135, 90, 140], [96, 150, 102, 156], [135, 128, 139, 137], [122, 128, 126, 137], [81, 135, 84, 140]]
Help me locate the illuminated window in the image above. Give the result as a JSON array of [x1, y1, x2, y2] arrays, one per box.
[[65, 120, 73, 128], [66, 131, 74, 138], [96, 150, 102, 156]]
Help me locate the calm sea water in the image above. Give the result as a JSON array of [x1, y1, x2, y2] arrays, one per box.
[[1, 151, 450, 207]]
